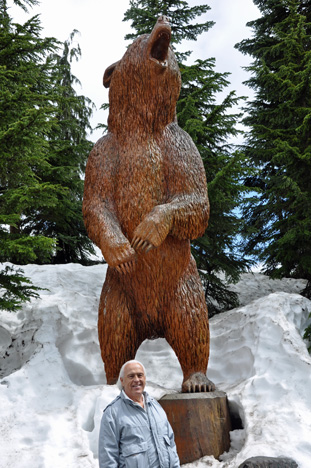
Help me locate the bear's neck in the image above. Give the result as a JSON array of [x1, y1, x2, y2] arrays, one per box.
[[107, 102, 176, 139]]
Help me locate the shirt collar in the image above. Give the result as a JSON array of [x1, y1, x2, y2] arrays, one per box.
[[121, 389, 147, 408]]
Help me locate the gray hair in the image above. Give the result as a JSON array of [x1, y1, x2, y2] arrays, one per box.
[[116, 360, 146, 390]]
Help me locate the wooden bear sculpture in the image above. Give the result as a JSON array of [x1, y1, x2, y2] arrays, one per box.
[[83, 16, 215, 392]]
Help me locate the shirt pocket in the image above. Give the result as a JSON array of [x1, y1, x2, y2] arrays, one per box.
[[156, 420, 169, 436], [123, 441, 148, 468]]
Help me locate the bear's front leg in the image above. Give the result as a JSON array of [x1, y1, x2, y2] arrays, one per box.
[[103, 240, 137, 275], [132, 204, 172, 252]]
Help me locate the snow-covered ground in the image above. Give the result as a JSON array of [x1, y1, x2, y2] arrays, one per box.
[[1, 263, 311, 468]]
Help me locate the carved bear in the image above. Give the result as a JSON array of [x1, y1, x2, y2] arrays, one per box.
[[83, 16, 214, 392]]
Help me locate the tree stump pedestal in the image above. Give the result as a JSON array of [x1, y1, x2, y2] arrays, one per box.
[[159, 391, 232, 465]]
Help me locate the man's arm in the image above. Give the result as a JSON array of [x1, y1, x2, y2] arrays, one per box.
[[167, 419, 180, 468], [98, 408, 120, 468]]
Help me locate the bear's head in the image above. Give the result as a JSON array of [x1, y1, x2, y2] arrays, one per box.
[[104, 16, 182, 135]]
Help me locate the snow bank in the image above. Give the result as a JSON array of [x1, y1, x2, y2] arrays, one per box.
[[1, 264, 311, 467]]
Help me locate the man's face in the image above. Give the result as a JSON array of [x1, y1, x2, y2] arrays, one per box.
[[120, 362, 146, 402]]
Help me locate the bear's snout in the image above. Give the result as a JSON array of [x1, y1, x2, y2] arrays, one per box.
[[157, 15, 170, 25]]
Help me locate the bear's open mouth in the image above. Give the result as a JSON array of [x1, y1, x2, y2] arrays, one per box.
[[149, 30, 171, 68]]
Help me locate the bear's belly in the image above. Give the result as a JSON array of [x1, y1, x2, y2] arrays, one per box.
[[111, 138, 192, 321], [119, 236, 191, 315]]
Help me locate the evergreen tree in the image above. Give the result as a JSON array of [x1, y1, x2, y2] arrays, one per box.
[[0, 0, 95, 310], [24, 31, 95, 264], [0, 264, 42, 311], [0, 2, 95, 266], [236, 0, 311, 297], [0, 1, 60, 265], [0, 0, 54, 309], [123, 0, 251, 314], [123, 0, 213, 62]]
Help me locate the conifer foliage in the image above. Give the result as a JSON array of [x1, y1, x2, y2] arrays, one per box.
[[0, 0, 94, 310], [236, 0, 311, 297], [123, 0, 251, 314], [25, 31, 95, 264]]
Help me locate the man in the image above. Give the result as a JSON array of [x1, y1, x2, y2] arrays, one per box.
[[98, 360, 180, 468]]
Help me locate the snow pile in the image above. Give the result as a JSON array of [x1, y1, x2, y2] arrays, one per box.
[[1, 264, 311, 468]]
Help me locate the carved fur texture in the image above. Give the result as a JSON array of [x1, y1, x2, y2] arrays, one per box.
[[83, 17, 213, 391]]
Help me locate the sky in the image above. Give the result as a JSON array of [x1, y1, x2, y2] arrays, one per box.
[[9, 0, 260, 142]]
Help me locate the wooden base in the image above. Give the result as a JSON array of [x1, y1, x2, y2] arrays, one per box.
[[159, 391, 232, 464]]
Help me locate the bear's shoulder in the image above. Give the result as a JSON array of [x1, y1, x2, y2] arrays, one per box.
[[85, 133, 119, 182], [88, 133, 118, 162], [164, 122, 196, 145], [162, 122, 202, 159]]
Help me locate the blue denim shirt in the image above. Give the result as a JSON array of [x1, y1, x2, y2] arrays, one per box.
[[98, 390, 180, 468]]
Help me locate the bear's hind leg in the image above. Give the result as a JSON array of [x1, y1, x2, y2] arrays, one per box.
[[98, 269, 140, 385], [163, 258, 215, 392]]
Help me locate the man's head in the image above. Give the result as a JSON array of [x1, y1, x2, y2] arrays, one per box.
[[119, 360, 146, 402]]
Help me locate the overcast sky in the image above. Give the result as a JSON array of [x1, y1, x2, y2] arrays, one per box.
[[9, 0, 260, 142]]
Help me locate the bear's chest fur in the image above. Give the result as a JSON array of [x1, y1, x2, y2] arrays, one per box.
[[114, 136, 167, 239]]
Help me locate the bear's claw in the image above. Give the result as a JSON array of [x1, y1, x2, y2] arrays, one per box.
[[182, 372, 215, 393], [115, 260, 135, 274]]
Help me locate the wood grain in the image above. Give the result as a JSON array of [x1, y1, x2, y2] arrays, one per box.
[[83, 17, 213, 391]]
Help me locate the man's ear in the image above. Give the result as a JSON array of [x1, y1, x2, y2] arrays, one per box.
[[103, 60, 120, 88]]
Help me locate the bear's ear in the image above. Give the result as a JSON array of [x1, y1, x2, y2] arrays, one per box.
[[103, 61, 120, 88]]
